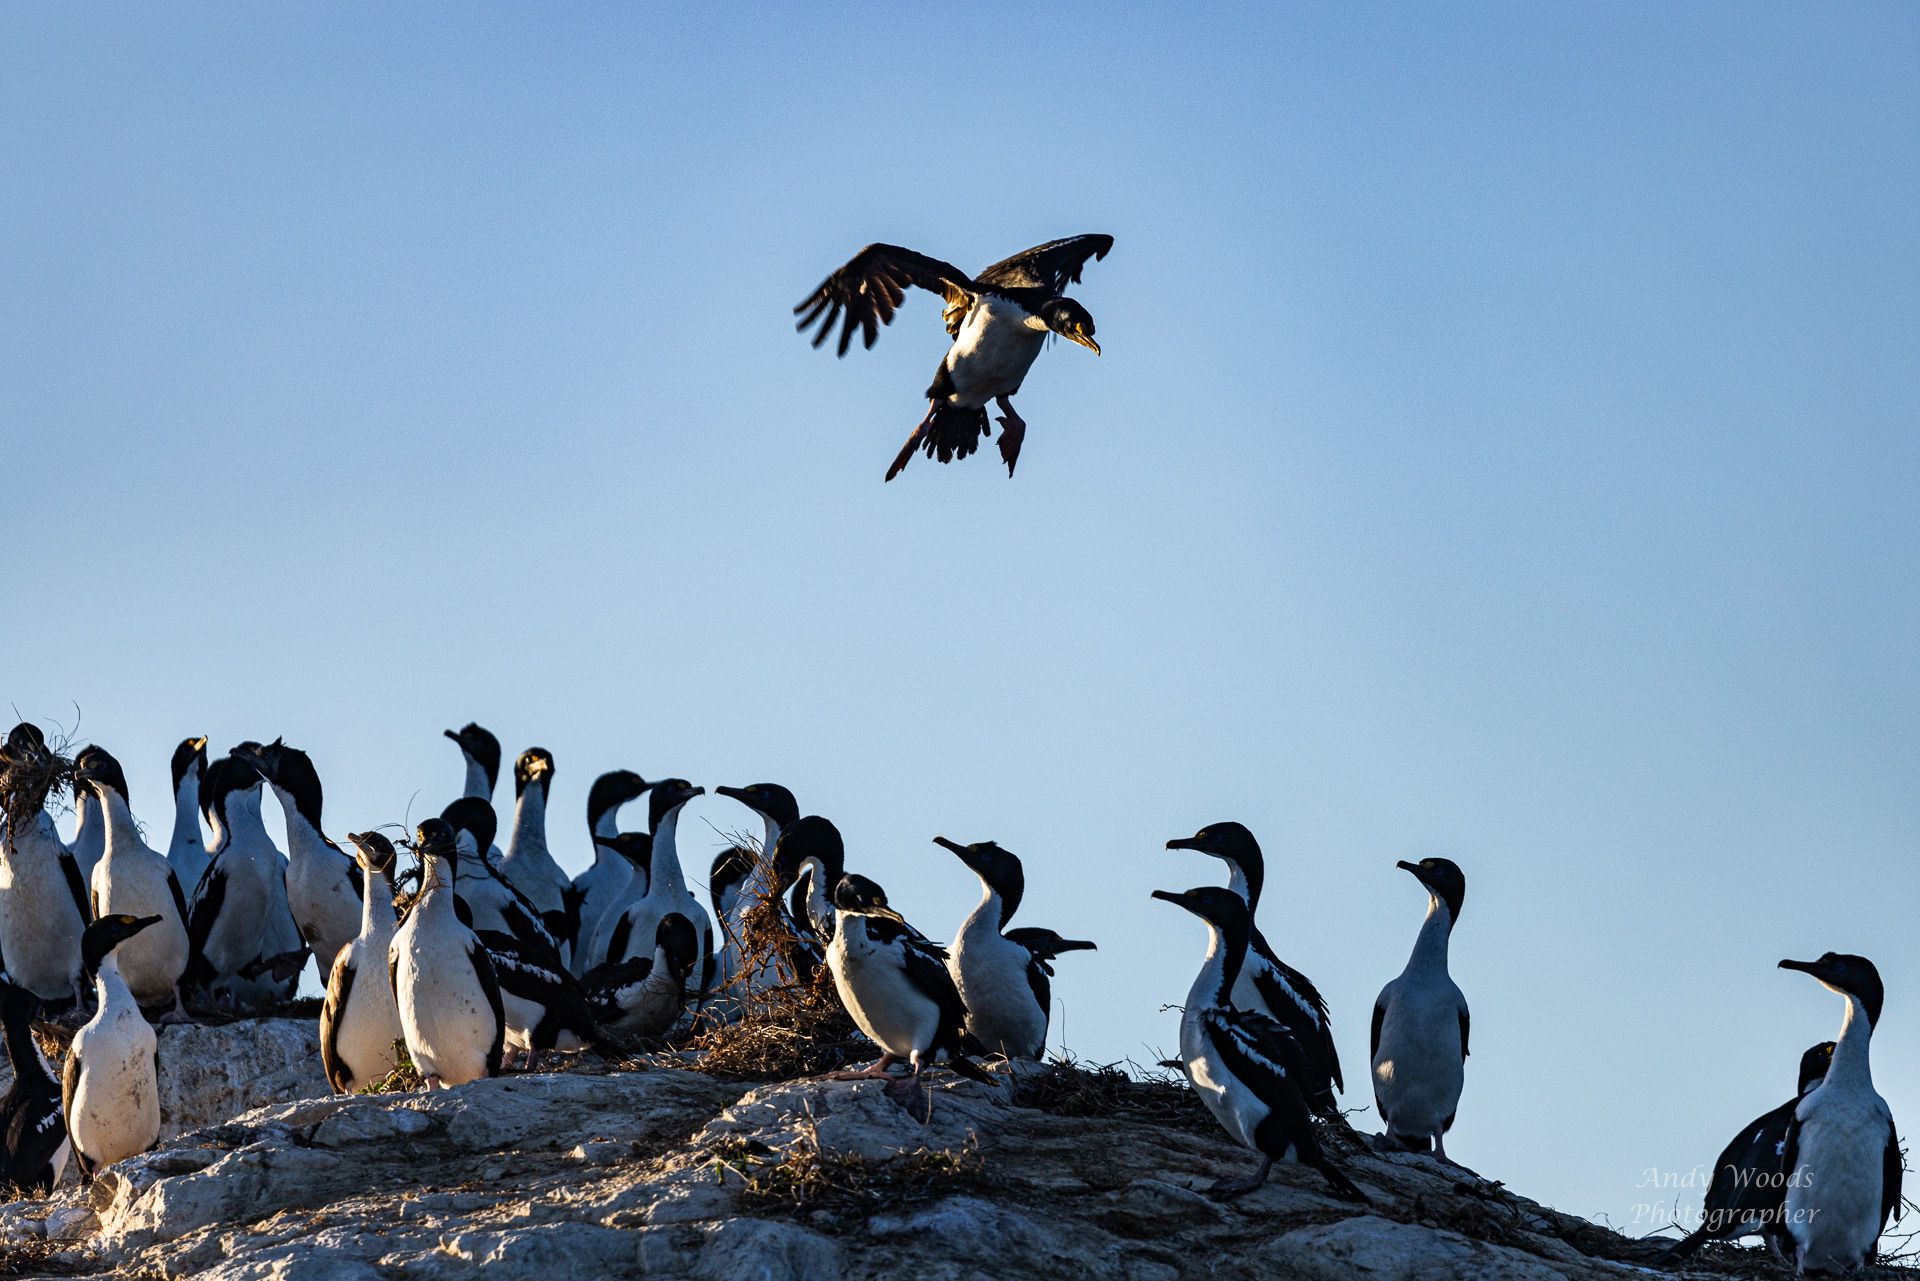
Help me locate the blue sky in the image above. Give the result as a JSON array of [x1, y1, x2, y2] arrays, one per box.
[[3, 3, 1914, 1231]]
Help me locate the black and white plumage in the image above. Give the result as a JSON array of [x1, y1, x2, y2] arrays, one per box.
[[935, 836, 1094, 1060], [0, 979, 69, 1193], [63, 914, 164, 1177], [588, 782, 713, 1000], [712, 784, 801, 998], [319, 833, 404, 1095], [1371, 858, 1469, 1163], [440, 798, 560, 955], [498, 748, 571, 918], [0, 724, 90, 1010], [1774, 953, 1902, 1275], [580, 913, 701, 1040], [476, 929, 631, 1070], [166, 736, 210, 892], [795, 235, 1112, 480], [388, 819, 505, 1089], [825, 873, 993, 1119], [444, 723, 502, 804], [65, 757, 105, 889], [1151, 886, 1368, 1202], [185, 756, 304, 1008], [709, 845, 753, 930], [1656, 1041, 1836, 1264], [1167, 823, 1342, 1113], [232, 740, 362, 977], [75, 748, 192, 1021], [763, 816, 856, 987], [569, 770, 654, 971]]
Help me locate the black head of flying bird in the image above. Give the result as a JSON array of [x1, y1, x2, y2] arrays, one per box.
[[794, 234, 1112, 481]]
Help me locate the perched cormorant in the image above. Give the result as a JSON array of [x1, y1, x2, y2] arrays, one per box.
[[795, 235, 1112, 479], [1773, 953, 1901, 1274], [825, 873, 993, 1119], [63, 914, 165, 1176], [1151, 885, 1367, 1202], [0, 980, 68, 1193], [388, 819, 505, 1089], [319, 832, 404, 1095], [935, 836, 1094, 1060], [1655, 1041, 1836, 1264], [1371, 858, 1470, 1164], [1167, 823, 1342, 1113]]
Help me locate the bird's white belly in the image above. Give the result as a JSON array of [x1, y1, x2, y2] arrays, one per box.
[[572, 863, 634, 973], [97, 858, 190, 1005], [394, 931, 494, 1085], [603, 969, 682, 1038], [70, 1011, 159, 1168], [1180, 1011, 1268, 1154], [333, 946, 402, 1091], [286, 854, 360, 973], [829, 931, 937, 1058], [0, 830, 85, 999], [950, 932, 1045, 1058], [1372, 989, 1465, 1138], [1785, 1091, 1891, 1271], [946, 301, 1046, 407]]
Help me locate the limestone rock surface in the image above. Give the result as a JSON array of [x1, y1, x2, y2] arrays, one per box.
[[0, 1033, 1850, 1280]]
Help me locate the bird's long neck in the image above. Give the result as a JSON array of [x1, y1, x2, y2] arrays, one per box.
[[1225, 859, 1261, 913], [462, 756, 492, 802], [801, 858, 836, 937], [418, 853, 457, 920], [101, 790, 144, 856], [72, 791, 103, 852], [963, 877, 1006, 937], [274, 786, 332, 862], [646, 807, 687, 901], [1824, 994, 1876, 1093], [1187, 920, 1245, 1009], [507, 786, 547, 863], [93, 953, 137, 1013], [227, 789, 275, 848], [1403, 894, 1453, 978], [171, 775, 201, 853], [361, 863, 397, 940], [0, 1006, 49, 1086]]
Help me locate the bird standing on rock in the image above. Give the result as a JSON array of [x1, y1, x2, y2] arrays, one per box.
[[166, 736, 210, 891], [0, 979, 70, 1192], [319, 832, 404, 1095], [1371, 858, 1470, 1165], [936, 836, 1094, 1060], [1656, 1041, 1836, 1264], [63, 914, 165, 1177], [825, 873, 994, 1120], [1152, 885, 1367, 1201], [1166, 823, 1342, 1113], [76, 747, 192, 1023], [0, 724, 91, 1011], [389, 819, 505, 1089], [1773, 952, 1901, 1275], [795, 235, 1112, 480]]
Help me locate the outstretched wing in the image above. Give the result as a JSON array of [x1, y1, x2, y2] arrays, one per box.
[[794, 244, 978, 355], [975, 234, 1113, 294]]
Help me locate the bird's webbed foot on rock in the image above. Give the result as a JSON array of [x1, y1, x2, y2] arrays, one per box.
[[884, 1069, 931, 1122], [1206, 1155, 1272, 1198], [829, 1053, 900, 1082]]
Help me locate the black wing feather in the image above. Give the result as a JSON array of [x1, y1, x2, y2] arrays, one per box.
[[794, 244, 977, 355], [897, 939, 989, 1080], [1246, 939, 1342, 1100], [320, 953, 355, 1095], [59, 1050, 90, 1179], [61, 855, 91, 926], [1203, 1008, 1367, 1203], [974, 234, 1113, 294], [465, 938, 506, 1077], [1370, 1002, 1384, 1062], [1885, 1118, 1905, 1233], [166, 870, 190, 933], [183, 864, 226, 991]]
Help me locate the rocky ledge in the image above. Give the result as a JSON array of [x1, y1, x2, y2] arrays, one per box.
[[0, 1031, 1845, 1280]]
